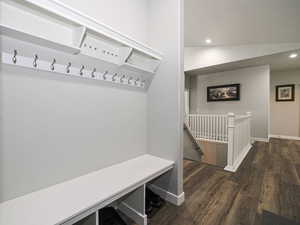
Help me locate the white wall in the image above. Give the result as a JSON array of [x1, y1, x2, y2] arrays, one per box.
[[58, 0, 149, 44], [270, 69, 300, 137], [147, 0, 184, 197], [184, 44, 300, 71], [0, 0, 185, 204], [0, 0, 149, 203], [189, 65, 270, 139], [0, 65, 147, 203]]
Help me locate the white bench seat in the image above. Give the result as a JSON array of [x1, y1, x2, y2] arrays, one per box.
[[0, 154, 174, 225]]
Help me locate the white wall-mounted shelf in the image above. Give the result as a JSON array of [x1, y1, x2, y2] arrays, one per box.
[[78, 29, 160, 75], [0, 155, 174, 225], [73, 26, 87, 48], [121, 63, 155, 76], [19, 0, 163, 60], [0, 0, 163, 85], [0, 24, 80, 54]]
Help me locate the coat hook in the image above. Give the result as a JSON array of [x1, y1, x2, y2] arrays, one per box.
[[50, 58, 56, 71], [80, 65, 85, 76], [128, 77, 133, 84], [135, 78, 140, 85], [12, 50, 17, 64], [120, 75, 126, 83], [112, 73, 118, 81], [33, 54, 38, 68], [103, 71, 108, 80], [66, 62, 71, 73], [91, 68, 96, 78]]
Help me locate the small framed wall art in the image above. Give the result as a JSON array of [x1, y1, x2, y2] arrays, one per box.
[[207, 83, 240, 102], [276, 84, 295, 102]]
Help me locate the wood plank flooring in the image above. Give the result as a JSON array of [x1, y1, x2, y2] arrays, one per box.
[[149, 138, 300, 225]]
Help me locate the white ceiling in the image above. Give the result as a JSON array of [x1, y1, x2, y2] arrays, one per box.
[[185, 0, 300, 46], [185, 50, 300, 76]]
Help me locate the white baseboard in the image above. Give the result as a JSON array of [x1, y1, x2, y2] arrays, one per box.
[[118, 202, 147, 225], [251, 137, 269, 143], [148, 184, 185, 206], [224, 143, 252, 173], [269, 134, 300, 141]]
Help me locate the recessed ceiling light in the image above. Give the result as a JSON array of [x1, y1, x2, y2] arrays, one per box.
[[205, 39, 212, 44], [289, 53, 298, 58]]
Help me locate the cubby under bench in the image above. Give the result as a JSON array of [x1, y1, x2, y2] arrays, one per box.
[[0, 155, 174, 225]]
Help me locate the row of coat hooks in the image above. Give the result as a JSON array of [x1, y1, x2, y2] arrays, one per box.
[[10, 50, 146, 88]]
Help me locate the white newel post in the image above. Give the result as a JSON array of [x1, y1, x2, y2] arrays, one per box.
[[246, 112, 252, 145], [226, 112, 235, 171]]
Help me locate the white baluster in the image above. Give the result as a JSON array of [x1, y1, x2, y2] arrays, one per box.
[[247, 112, 252, 145], [215, 115, 217, 141], [220, 116, 223, 141], [208, 115, 210, 139], [226, 113, 235, 171]]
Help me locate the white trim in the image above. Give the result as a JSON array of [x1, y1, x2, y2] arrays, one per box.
[[148, 184, 185, 206], [224, 144, 252, 172], [251, 137, 269, 143], [118, 203, 147, 225], [269, 134, 300, 141], [22, 0, 163, 59], [1, 52, 146, 90]]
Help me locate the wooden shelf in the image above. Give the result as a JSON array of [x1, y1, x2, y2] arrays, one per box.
[[0, 24, 80, 54], [0, 155, 174, 225]]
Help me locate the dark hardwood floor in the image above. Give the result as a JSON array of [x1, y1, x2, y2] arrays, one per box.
[[149, 138, 300, 225]]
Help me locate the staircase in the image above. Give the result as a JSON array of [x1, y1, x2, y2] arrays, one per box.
[[185, 112, 252, 172], [183, 122, 203, 162]]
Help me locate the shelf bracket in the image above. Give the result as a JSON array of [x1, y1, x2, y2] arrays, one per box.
[[73, 26, 87, 49]]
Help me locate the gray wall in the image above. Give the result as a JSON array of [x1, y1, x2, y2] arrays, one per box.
[[147, 0, 184, 196], [270, 69, 300, 137], [0, 65, 147, 202], [0, 0, 184, 203], [0, 0, 150, 202], [189, 65, 270, 139], [59, 0, 149, 44]]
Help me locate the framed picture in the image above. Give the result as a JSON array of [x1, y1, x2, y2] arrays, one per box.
[[276, 84, 295, 101], [207, 84, 240, 102]]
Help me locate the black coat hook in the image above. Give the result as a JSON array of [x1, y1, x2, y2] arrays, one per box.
[[91, 68, 96, 78], [50, 58, 56, 71], [103, 71, 108, 80], [120, 75, 126, 83], [12, 50, 17, 64], [33, 54, 38, 68], [112, 73, 118, 81], [80, 65, 85, 76], [66, 62, 71, 73]]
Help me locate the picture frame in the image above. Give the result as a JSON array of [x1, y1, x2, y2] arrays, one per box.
[[207, 84, 240, 102], [276, 84, 295, 102]]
